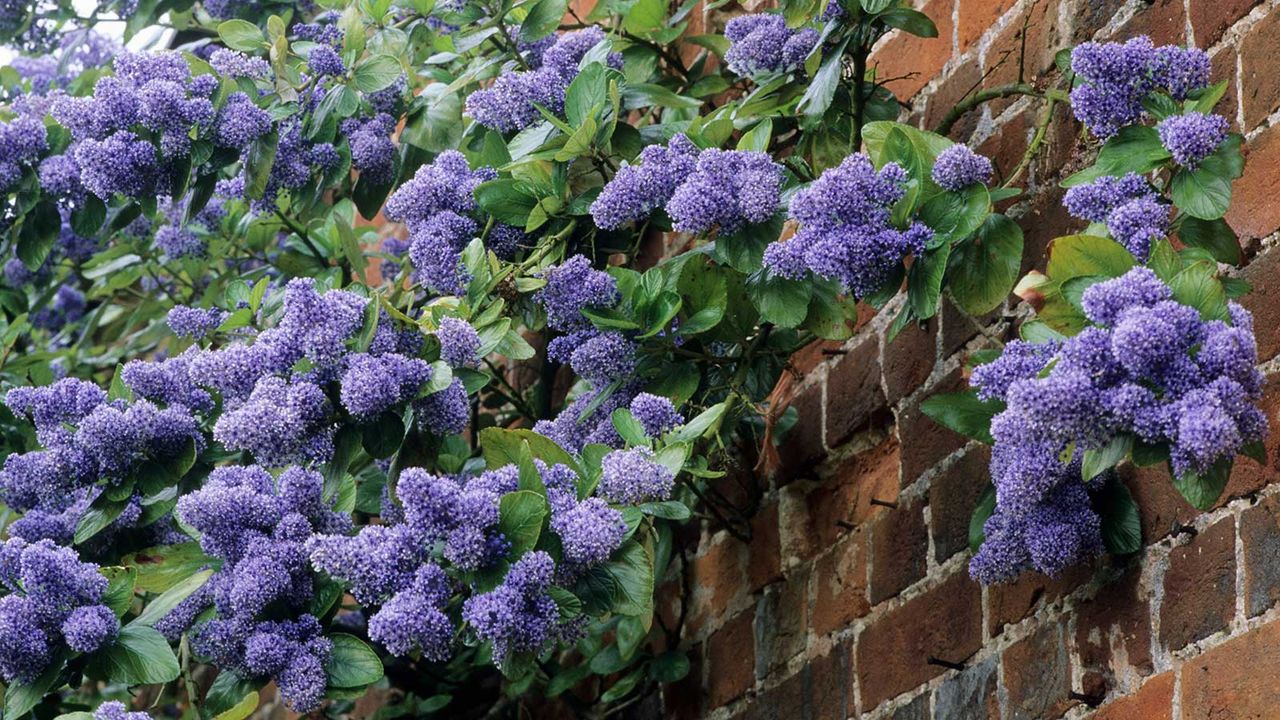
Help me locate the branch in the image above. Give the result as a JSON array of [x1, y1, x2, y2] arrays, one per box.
[[932, 82, 1040, 136]]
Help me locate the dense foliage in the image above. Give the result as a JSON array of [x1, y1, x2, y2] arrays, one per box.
[[0, 0, 1262, 717]]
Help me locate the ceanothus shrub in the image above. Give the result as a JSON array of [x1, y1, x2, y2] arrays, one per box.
[[0, 0, 1263, 716]]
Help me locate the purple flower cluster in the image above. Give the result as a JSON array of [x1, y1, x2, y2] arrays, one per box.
[[0, 538, 115, 682], [460, 551, 564, 664], [214, 92, 272, 150], [723, 14, 818, 77], [415, 378, 470, 436], [534, 255, 620, 332], [436, 316, 481, 368], [168, 465, 350, 712], [465, 27, 623, 132], [1070, 38, 1211, 138], [590, 134, 782, 234], [931, 144, 994, 191], [1063, 173, 1166, 260], [598, 447, 675, 504], [629, 393, 684, 437], [92, 701, 151, 720], [764, 153, 932, 297], [970, 267, 1267, 583], [340, 352, 432, 419], [0, 114, 46, 192], [1156, 112, 1229, 168], [344, 114, 398, 184], [384, 150, 497, 294], [167, 305, 227, 339], [209, 48, 270, 78]]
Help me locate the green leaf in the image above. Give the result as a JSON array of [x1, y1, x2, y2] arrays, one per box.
[[1096, 477, 1141, 555], [667, 401, 726, 444], [623, 0, 666, 34], [121, 542, 214, 594], [879, 7, 938, 36], [101, 566, 137, 618], [362, 411, 405, 459], [611, 408, 650, 446], [130, 568, 214, 628], [907, 244, 951, 320], [968, 483, 996, 553], [1045, 234, 1135, 282], [1061, 125, 1171, 186], [218, 19, 264, 51], [595, 537, 654, 616], [918, 184, 990, 245], [498, 490, 548, 556], [621, 83, 701, 110], [87, 625, 180, 685], [918, 390, 1003, 444], [213, 690, 260, 720], [520, 0, 568, 41], [325, 634, 384, 688], [1082, 434, 1133, 481], [736, 118, 773, 152], [1170, 134, 1244, 220], [71, 195, 106, 236], [946, 214, 1024, 315], [480, 427, 578, 470], [1172, 456, 1231, 510], [1131, 440, 1170, 468], [474, 179, 539, 226], [352, 55, 403, 93], [747, 270, 811, 328], [75, 496, 130, 545], [5, 651, 67, 718], [650, 650, 691, 683], [1168, 261, 1229, 321], [18, 199, 61, 269], [564, 63, 610, 127], [638, 500, 691, 520], [1178, 216, 1240, 265], [202, 672, 259, 718], [798, 38, 850, 118]]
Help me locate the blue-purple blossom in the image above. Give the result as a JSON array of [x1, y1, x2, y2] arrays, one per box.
[[629, 393, 684, 437], [1156, 112, 1229, 168], [345, 114, 398, 184], [665, 149, 783, 234], [970, 481, 1103, 584], [931, 144, 994, 191], [723, 14, 816, 76], [213, 377, 334, 467], [73, 131, 157, 199], [1105, 196, 1168, 261], [155, 224, 206, 259], [93, 701, 151, 720], [599, 447, 675, 504], [415, 378, 469, 436], [307, 44, 345, 76], [209, 48, 271, 78], [1070, 38, 1212, 138], [340, 353, 432, 418], [568, 331, 637, 386], [167, 305, 227, 339], [437, 317, 481, 368], [461, 551, 561, 664], [590, 134, 700, 229], [215, 92, 272, 149], [970, 340, 1060, 401], [534, 255, 620, 331], [1062, 172, 1154, 223]]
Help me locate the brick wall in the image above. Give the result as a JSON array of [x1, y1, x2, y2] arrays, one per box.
[[660, 1, 1280, 718]]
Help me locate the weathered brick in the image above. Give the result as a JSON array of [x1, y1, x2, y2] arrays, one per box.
[[1180, 619, 1280, 718], [1229, 128, 1280, 245], [929, 445, 992, 563], [1074, 564, 1154, 680], [1241, 494, 1280, 617], [1109, 0, 1185, 45], [812, 528, 870, 636], [868, 0, 956, 101], [1209, 48, 1239, 132], [1159, 517, 1236, 651], [868, 495, 929, 604], [1091, 672, 1173, 720], [1189, 0, 1261, 47], [1003, 623, 1076, 720], [978, 110, 1031, 185], [987, 564, 1091, 639], [749, 500, 783, 592], [1240, 9, 1280, 130], [706, 608, 755, 707], [777, 381, 826, 484], [1240, 249, 1280, 360], [855, 570, 983, 710], [932, 656, 999, 720], [984, 0, 1066, 114], [1018, 186, 1075, 277], [741, 668, 804, 720], [1121, 463, 1197, 544], [787, 437, 899, 562], [957, 0, 1014, 52], [883, 315, 938, 405], [897, 368, 969, 484], [809, 641, 852, 720], [755, 568, 809, 676], [686, 532, 746, 637], [925, 60, 983, 140], [890, 694, 929, 720], [825, 336, 888, 448]]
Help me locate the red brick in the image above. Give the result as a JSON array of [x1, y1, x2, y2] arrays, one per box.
[[1189, 0, 1261, 47], [749, 500, 783, 592], [883, 314, 938, 405], [1180, 619, 1280, 718], [928, 445, 992, 563], [1209, 49, 1239, 132], [897, 368, 969, 485], [1223, 376, 1280, 496], [1240, 9, 1280, 130], [1241, 494, 1280, 617], [1003, 624, 1077, 720], [706, 608, 755, 707], [741, 669, 804, 720], [1121, 463, 1197, 544], [869, 0, 955, 101], [926, 60, 984, 140], [1018, 186, 1075, 277], [987, 564, 1091, 639], [686, 533, 746, 636], [1090, 672, 1173, 720], [1228, 126, 1280, 243], [856, 570, 983, 710], [983, 0, 1066, 114], [1159, 517, 1236, 651], [868, 495, 928, 604], [825, 336, 888, 448], [1109, 0, 1186, 45], [957, 0, 1014, 52], [978, 111, 1031, 185], [809, 640, 852, 720], [776, 381, 826, 484], [1074, 564, 1154, 679], [812, 528, 870, 636], [791, 437, 899, 561]]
